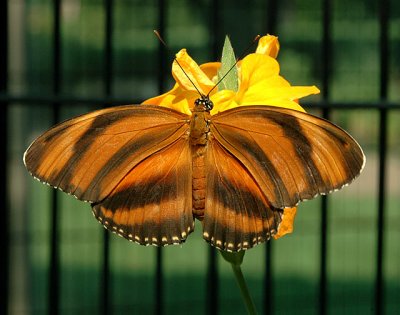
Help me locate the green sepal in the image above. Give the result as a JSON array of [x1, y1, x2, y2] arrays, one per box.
[[217, 36, 239, 92], [219, 250, 245, 266]]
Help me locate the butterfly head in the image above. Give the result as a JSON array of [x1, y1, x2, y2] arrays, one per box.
[[195, 95, 214, 112]]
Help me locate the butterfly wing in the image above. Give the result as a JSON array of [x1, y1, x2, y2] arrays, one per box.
[[25, 104, 194, 245], [203, 138, 283, 251], [92, 136, 194, 246], [202, 105, 364, 251], [210, 105, 365, 209], [24, 105, 190, 203]]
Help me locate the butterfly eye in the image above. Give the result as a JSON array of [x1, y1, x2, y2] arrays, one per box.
[[204, 99, 214, 111], [195, 96, 214, 111]]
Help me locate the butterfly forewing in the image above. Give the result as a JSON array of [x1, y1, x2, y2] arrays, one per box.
[[24, 105, 190, 202], [92, 137, 194, 246], [203, 138, 283, 251], [210, 105, 365, 209]]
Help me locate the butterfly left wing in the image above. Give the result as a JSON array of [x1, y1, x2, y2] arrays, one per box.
[[24, 105, 195, 246], [92, 136, 194, 246], [202, 138, 283, 251], [24, 105, 190, 203]]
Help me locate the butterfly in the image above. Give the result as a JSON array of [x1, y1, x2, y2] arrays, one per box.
[[24, 95, 365, 252]]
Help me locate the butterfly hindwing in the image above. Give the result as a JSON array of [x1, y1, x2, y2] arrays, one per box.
[[92, 137, 194, 246], [211, 105, 365, 209], [24, 105, 190, 203], [203, 138, 283, 251]]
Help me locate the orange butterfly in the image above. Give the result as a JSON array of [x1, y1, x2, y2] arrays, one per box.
[[24, 95, 365, 252]]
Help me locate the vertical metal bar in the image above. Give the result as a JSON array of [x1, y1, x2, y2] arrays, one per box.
[[155, 248, 163, 315], [318, 196, 328, 315], [49, 0, 62, 314], [376, 0, 389, 313], [101, 231, 110, 315], [210, 0, 221, 57], [157, 1, 167, 92], [0, 1, 9, 314], [319, 0, 332, 314], [101, 0, 113, 314], [207, 1, 220, 314], [263, 1, 278, 314], [156, 1, 167, 314], [264, 242, 273, 315], [265, 0, 278, 34], [104, 0, 113, 97], [206, 247, 218, 315], [321, 0, 332, 101]]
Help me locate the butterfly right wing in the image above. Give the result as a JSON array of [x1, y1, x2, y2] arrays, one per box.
[[202, 105, 364, 251], [202, 138, 283, 251], [24, 105, 190, 203], [210, 105, 365, 209]]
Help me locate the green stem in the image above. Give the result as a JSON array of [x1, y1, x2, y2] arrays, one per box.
[[230, 263, 258, 315]]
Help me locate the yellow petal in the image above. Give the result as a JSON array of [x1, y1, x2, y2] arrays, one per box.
[[173, 49, 215, 95], [243, 84, 320, 104], [200, 62, 220, 83], [210, 90, 237, 115], [273, 207, 297, 239], [255, 35, 280, 58], [260, 75, 291, 88], [235, 52, 320, 112], [237, 98, 306, 112], [241, 54, 280, 85], [237, 54, 280, 101], [142, 83, 180, 106], [142, 83, 194, 115]]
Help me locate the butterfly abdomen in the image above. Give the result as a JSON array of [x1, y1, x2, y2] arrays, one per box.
[[192, 149, 206, 219], [189, 107, 211, 220]]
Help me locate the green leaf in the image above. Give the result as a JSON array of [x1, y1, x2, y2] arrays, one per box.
[[217, 36, 239, 92], [219, 250, 245, 266]]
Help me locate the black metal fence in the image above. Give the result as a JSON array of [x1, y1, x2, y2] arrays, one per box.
[[2, 0, 399, 314]]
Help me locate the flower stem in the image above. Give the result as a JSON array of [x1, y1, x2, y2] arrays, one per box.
[[230, 263, 258, 315]]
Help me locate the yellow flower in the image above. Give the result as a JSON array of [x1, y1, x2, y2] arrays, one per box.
[[142, 34, 320, 240], [273, 207, 297, 239], [255, 34, 280, 57], [143, 34, 319, 115]]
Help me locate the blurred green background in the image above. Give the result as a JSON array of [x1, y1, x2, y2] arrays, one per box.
[[7, 0, 400, 314]]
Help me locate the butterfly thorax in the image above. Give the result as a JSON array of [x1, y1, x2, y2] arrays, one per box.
[[189, 96, 212, 146], [190, 96, 212, 220]]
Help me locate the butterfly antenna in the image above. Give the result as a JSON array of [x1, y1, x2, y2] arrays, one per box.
[[207, 35, 261, 97], [153, 30, 205, 98], [153, 30, 168, 47]]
